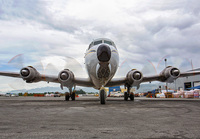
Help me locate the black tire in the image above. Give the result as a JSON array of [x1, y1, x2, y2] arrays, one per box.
[[100, 89, 106, 104], [65, 93, 70, 101], [71, 93, 75, 101], [124, 92, 128, 101], [130, 93, 134, 101]]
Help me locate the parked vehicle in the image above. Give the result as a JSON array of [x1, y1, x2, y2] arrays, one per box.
[[11, 93, 19, 97], [54, 92, 61, 97], [5, 93, 11, 97], [110, 91, 123, 97]]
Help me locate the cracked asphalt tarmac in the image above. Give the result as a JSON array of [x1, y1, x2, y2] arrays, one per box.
[[0, 96, 200, 139]]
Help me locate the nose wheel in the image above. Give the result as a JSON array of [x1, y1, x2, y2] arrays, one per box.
[[100, 88, 106, 104], [130, 92, 134, 101]]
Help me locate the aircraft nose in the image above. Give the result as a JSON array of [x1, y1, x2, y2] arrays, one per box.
[[97, 45, 111, 62]]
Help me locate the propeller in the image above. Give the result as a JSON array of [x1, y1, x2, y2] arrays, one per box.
[[133, 72, 142, 80], [6, 54, 85, 90], [157, 55, 194, 72], [117, 58, 157, 77], [171, 68, 180, 77], [7, 54, 44, 90], [21, 69, 30, 76], [60, 72, 69, 80], [116, 59, 132, 77], [64, 56, 85, 78], [141, 59, 157, 76], [42, 56, 85, 78], [117, 55, 194, 78]]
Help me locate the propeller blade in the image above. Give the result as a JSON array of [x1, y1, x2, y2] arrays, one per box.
[[116, 59, 132, 77], [141, 59, 157, 76], [8, 54, 24, 70], [64, 56, 85, 78]]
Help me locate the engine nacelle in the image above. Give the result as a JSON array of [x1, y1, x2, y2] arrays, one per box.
[[159, 66, 180, 83], [20, 66, 41, 83], [58, 69, 74, 88], [126, 69, 143, 87]]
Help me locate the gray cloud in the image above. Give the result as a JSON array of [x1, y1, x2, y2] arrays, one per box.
[[0, 0, 200, 91]]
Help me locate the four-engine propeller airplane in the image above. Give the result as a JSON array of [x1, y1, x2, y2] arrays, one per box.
[[1, 38, 200, 104]]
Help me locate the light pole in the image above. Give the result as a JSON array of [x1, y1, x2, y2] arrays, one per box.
[[164, 59, 168, 93], [164, 59, 167, 68]]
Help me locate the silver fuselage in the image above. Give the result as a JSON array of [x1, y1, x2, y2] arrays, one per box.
[[85, 40, 119, 89]]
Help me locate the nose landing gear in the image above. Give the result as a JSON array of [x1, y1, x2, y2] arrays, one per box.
[[99, 87, 107, 104]]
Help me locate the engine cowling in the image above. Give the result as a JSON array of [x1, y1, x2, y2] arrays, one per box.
[[58, 69, 74, 88], [20, 66, 41, 83], [159, 66, 180, 83], [126, 69, 143, 87]]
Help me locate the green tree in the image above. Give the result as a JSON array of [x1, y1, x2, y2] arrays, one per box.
[[75, 89, 86, 94]]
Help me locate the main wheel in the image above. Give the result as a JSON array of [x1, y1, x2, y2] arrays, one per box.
[[65, 93, 70, 101], [124, 92, 128, 101], [130, 93, 134, 101], [71, 93, 76, 101], [100, 89, 106, 104]]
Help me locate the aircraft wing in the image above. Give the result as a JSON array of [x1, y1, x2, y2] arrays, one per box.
[[0, 71, 94, 88], [142, 75, 161, 83], [0, 71, 59, 83], [106, 70, 200, 88], [0, 71, 21, 78], [106, 77, 126, 87], [179, 71, 200, 77], [142, 71, 200, 83], [41, 75, 94, 87], [74, 77, 94, 87]]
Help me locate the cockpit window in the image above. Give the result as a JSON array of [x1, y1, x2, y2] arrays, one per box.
[[94, 40, 102, 45], [88, 39, 116, 50], [88, 42, 93, 49], [104, 40, 112, 45]]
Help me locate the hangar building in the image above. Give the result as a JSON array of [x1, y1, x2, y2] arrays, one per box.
[[168, 68, 200, 90]]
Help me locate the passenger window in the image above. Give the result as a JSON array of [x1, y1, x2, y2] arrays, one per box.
[[94, 40, 102, 45]]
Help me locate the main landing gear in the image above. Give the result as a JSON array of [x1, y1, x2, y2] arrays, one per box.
[[100, 88, 106, 104], [65, 91, 76, 101], [124, 86, 134, 101], [65, 92, 70, 101]]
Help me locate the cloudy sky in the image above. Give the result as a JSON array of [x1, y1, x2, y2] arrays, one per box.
[[0, 0, 200, 92]]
